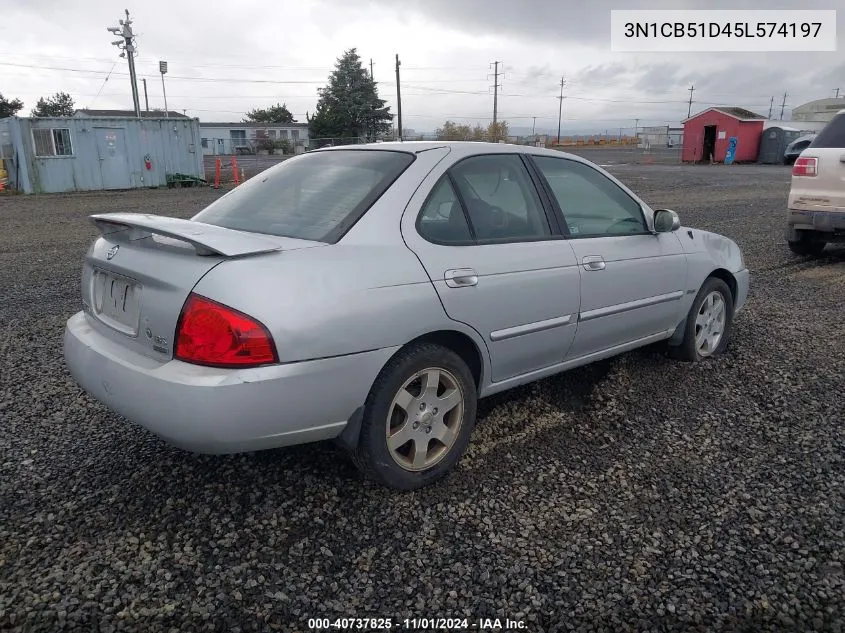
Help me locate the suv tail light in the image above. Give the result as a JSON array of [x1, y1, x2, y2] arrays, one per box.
[[175, 294, 278, 368], [792, 156, 818, 177]]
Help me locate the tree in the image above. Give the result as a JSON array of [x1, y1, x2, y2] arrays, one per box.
[[308, 48, 392, 140], [487, 121, 509, 142], [436, 121, 472, 141], [244, 102, 296, 123], [31, 92, 74, 117], [0, 93, 24, 118], [436, 120, 506, 142]]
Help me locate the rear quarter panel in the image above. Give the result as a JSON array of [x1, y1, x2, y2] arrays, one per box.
[[191, 145, 492, 371]]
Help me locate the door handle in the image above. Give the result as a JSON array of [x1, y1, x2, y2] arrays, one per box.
[[444, 268, 478, 288], [582, 256, 606, 271]]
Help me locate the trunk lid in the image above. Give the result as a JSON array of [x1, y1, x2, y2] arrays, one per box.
[[81, 213, 322, 361]]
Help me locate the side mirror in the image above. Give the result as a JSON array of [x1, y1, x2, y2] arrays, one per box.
[[653, 209, 681, 233]]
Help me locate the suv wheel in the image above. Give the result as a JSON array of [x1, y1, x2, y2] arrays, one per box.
[[787, 231, 827, 256]]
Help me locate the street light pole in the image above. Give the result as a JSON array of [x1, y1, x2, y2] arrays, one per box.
[[159, 61, 169, 118]]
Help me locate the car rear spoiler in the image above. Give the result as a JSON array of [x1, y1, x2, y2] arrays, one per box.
[[89, 213, 282, 257]]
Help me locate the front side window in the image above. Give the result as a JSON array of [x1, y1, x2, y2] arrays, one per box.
[[448, 154, 551, 242], [533, 156, 647, 237], [193, 150, 414, 242]]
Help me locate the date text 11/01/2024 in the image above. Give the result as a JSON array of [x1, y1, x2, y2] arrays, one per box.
[[307, 617, 527, 630], [624, 22, 823, 38]]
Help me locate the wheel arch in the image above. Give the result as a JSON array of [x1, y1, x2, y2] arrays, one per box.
[[334, 327, 489, 454], [668, 267, 737, 346], [396, 329, 487, 388], [707, 267, 738, 304]]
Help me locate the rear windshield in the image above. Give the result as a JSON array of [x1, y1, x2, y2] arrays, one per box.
[[809, 113, 845, 149], [192, 150, 414, 242]]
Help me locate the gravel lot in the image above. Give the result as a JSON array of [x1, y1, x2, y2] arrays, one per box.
[[1, 163, 843, 632]]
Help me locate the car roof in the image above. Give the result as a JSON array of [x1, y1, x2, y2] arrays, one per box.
[[314, 140, 590, 163]]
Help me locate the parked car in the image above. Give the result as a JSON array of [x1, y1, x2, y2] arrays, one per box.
[[783, 133, 816, 165], [786, 110, 845, 256], [64, 142, 749, 490]]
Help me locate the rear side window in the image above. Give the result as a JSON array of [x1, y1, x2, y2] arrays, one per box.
[[449, 154, 551, 242], [809, 113, 845, 149], [193, 150, 414, 242], [418, 177, 473, 244]]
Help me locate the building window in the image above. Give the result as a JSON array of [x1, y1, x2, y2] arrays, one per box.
[[279, 130, 288, 139], [32, 128, 73, 157], [230, 130, 246, 142], [291, 129, 300, 141], [201, 138, 209, 148], [269, 130, 277, 139]]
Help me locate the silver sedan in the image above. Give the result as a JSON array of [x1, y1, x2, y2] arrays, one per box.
[[64, 142, 750, 489]]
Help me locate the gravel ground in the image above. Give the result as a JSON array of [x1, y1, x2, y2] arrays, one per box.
[[1, 164, 843, 632]]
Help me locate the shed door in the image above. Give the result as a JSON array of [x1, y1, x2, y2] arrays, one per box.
[[95, 127, 131, 190]]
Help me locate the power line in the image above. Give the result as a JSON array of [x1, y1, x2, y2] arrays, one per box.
[[89, 61, 117, 109]]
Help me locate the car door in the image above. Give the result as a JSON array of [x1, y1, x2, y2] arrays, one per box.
[[401, 152, 581, 384], [529, 155, 688, 359]]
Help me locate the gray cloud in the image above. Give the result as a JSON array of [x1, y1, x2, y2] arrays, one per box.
[[2, 0, 842, 133]]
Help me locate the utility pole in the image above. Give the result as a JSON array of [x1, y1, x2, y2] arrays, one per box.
[[768, 96, 774, 119], [395, 54, 402, 141], [142, 78, 149, 112], [835, 88, 841, 99], [532, 116, 536, 137], [635, 118, 639, 146], [159, 61, 169, 118], [368, 59, 375, 142], [687, 84, 695, 118], [108, 9, 141, 118], [780, 92, 787, 120], [557, 77, 566, 144], [488, 61, 502, 125]]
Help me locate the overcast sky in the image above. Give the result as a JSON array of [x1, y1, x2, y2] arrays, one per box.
[[1, 0, 843, 134]]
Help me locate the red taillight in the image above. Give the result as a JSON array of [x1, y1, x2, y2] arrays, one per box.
[[174, 294, 278, 368], [792, 156, 818, 177]]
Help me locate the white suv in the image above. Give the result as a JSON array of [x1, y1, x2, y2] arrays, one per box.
[[786, 109, 845, 256]]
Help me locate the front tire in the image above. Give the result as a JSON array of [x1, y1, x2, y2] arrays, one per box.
[[787, 231, 827, 256], [354, 343, 477, 490], [669, 277, 734, 362]]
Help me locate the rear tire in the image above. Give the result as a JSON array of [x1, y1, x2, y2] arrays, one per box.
[[787, 231, 827, 256], [354, 343, 477, 490], [669, 277, 734, 362]]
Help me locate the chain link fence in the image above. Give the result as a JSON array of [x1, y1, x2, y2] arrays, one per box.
[[201, 132, 689, 186]]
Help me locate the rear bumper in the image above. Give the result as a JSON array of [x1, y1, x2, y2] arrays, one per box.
[[63, 311, 397, 454], [786, 208, 845, 238]]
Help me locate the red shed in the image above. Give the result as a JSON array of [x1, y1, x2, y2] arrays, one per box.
[[681, 107, 766, 163]]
